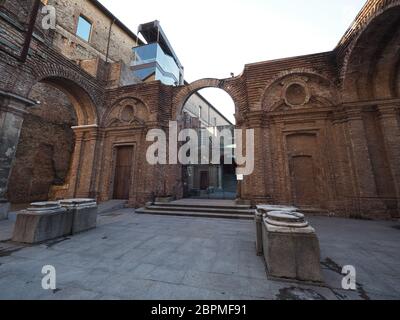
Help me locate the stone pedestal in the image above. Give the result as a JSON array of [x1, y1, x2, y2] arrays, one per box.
[[12, 202, 72, 244], [257, 205, 298, 214], [262, 210, 323, 283], [0, 199, 10, 220], [60, 198, 97, 234], [255, 205, 298, 257]]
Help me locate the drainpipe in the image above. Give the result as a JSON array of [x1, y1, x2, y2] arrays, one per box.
[[105, 18, 116, 63], [20, 0, 41, 63]]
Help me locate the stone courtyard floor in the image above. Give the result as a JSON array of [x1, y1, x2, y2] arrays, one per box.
[[0, 208, 399, 300]]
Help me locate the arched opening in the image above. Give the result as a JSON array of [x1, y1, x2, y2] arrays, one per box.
[[340, 5, 400, 217], [7, 77, 98, 208], [180, 87, 237, 200], [342, 5, 400, 101]]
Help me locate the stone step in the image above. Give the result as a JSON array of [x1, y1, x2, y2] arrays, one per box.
[[152, 202, 252, 210], [147, 205, 254, 215], [136, 207, 254, 220], [98, 200, 127, 215]]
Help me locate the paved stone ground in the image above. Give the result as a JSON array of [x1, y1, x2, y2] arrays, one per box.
[[0, 209, 399, 300]]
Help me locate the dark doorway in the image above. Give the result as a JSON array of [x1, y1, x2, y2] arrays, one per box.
[[200, 171, 209, 190], [113, 146, 133, 200], [290, 155, 317, 206]]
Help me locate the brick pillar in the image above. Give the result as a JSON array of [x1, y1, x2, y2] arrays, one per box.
[[66, 129, 83, 198], [378, 104, 400, 217], [0, 91, 35, 219], [67, 125, 99, 199], [345, 107, 385, 214], [331, 112, 357, 215], [241, 111, 270, 204], [92, 129, 106, 202]]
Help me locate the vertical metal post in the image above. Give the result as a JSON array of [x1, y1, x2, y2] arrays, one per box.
[[20, 0, 41, 62], [105, 19, 115, 63]]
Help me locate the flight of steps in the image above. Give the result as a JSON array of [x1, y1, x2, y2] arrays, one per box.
[[136, 201, 255, 220]]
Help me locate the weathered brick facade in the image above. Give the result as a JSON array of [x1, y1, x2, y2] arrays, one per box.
[[0, 0, 399, 219], [7, 82, 77, 203]]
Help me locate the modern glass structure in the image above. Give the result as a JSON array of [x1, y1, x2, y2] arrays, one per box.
[[132, 21, 184, 86]]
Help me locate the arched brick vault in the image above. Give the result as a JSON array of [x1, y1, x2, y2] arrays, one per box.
[[172, 78, 249, 122], [259, 68, 339, 111], [341, 2, 400, 102], [29, 62, 103, 126]]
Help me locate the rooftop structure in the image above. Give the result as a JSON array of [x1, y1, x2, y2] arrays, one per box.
[[132, 20, 184, 85]]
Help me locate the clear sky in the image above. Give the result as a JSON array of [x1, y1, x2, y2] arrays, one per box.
[[98, 0, 367, 122]]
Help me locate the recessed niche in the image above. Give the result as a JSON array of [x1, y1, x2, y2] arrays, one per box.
[[121, 105, 134, 122]]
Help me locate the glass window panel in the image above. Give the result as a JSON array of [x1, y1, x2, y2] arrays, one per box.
[[76, 16, 92, 41], [133, 67, 155, 80]]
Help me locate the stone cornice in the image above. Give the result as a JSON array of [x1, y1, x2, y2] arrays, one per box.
[[245, 111, 265, 127], [0, 89, 37, 107], [341, 98, 400, 109]]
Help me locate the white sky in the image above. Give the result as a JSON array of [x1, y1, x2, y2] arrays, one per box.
[[98, 0, 367, 123]]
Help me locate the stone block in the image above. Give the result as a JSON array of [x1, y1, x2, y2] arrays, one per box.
[[262, 210, 323, 283], [254, 210, 263, 256], [60, 198, 97, 234], [0, 200, 10, 220], [12, 202, 72, 244]]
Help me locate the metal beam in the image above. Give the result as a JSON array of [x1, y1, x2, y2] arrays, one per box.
[[20, 0, 41, 62]]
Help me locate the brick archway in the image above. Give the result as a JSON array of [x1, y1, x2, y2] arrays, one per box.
[[173, 78, 245, 120], [341, 2, 400, 101], [30, 63, 102, 126], [14, 63, 106, 202]]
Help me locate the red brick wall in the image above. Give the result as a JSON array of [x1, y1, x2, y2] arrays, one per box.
[[7, 83, 77, 203]]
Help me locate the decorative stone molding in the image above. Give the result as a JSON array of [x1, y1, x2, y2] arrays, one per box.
[[103, 96, 149, 128], [260, 69, 338, 112], [283, 80, 311, 108]]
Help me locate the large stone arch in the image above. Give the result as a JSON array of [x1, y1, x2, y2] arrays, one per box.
[[259, 68, 339, 111], [341, 2, 400, 102], [173, 78, 246, 121], [29, 63, 102, 125]]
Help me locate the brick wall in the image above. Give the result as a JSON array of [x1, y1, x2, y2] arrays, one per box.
[[47, 0, 137, 64], [7, 82, 77, 203]]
